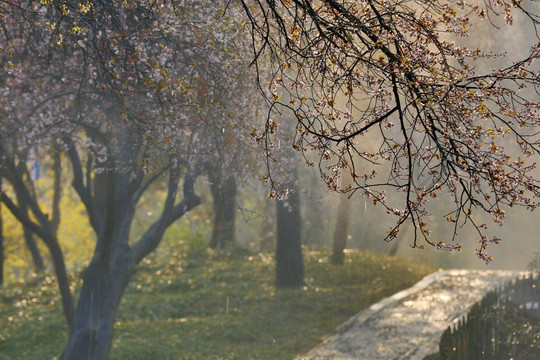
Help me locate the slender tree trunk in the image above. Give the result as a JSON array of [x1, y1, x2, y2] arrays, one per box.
[[275, 171, 304, 288], [50, 150, 62, 233], [209, 175, 236, 249], [21, 206, 45, 272], [47, 234, 74, 326], [331, 195, 352, 265], [43, 150, 72, 322], [15, 187, 46, 273]]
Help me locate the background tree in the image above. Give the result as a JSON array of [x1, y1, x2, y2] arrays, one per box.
[[331, 172, 353, 265], [208, 167, 238, 249], [19, 202, 45, 273], [275, 167, 304, 288], [253, 108, 307, 286], [331, 194, 351, 265], [243, 0, 540, 261], [267, 130, 307, 287]]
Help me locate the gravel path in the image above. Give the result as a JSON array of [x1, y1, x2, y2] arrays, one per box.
[[295, 269, 526, 360]]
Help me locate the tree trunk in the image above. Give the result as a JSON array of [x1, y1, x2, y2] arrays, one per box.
[[61, 197, 202, 359], [21, 206, 45, 273], [15, 183, 46, 273], [60, 144, 202, 359], [61, 250, 134, 360], [275, 173, 304, 288], [209, 175, 236, 249], [46, 233, 74, 326], [61, 165, 125, 360], [331, 195, 352, 265]]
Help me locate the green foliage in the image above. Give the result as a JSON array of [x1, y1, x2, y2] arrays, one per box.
[[1, 245, 434, 359]]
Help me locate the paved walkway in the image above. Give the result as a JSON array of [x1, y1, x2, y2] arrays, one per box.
[[295, 269, 526, 360]]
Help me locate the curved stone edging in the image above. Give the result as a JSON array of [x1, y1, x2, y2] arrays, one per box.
[[296, 269, 527, 360]]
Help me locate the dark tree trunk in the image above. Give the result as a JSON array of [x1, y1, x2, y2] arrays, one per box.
[[209, 174, 236, 249], [0, 196, 74, 326], [61, 249, 134, 359], [61, 180, 200, 359], [48, 232, 75, 325], [61, 141, 202, 359], [275, 173, 304, 288], [14, 161, 47, 273], [21, 203, 45, 273], [331, 195, 352, 265]]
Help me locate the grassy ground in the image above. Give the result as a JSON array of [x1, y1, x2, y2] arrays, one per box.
[[0, 247, 435, 359]]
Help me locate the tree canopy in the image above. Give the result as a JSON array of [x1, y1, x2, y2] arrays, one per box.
[[242, 0, 540, 262]]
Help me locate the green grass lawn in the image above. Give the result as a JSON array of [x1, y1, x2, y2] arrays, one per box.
[[0, 248, 435, 359]]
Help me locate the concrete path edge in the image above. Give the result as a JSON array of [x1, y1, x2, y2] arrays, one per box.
[[296, 269, 528, 360]]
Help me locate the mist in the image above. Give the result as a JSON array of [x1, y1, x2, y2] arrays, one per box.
[[263, 0, 540, 271]]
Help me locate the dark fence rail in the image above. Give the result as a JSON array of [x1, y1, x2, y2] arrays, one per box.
[[432, 273, 539, 360]]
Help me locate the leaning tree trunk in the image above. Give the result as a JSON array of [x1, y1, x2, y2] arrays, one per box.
[[0, 189, 74, 324], [209, 175, 237, 249], [331, 195, 352, 265], [275, 171, 304, 288]]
